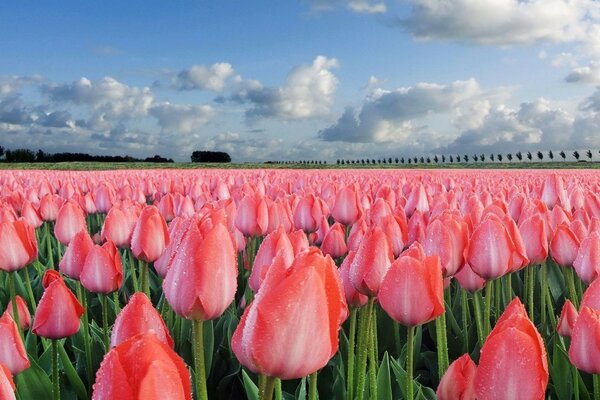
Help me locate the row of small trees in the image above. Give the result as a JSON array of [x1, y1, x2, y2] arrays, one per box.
[[0, 146, 174, 163], [334, 149, 598, 166]]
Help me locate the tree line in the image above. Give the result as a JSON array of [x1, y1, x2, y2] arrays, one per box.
[[0, 146, 174, 163]]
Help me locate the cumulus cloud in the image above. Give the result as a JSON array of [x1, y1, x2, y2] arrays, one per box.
[[305, 0, 386, 14], [241, 56, 339, 121], [399, 0, 592, 46], [319, 78, 481, 142], [0, 75, 43, 95], [150, 103, 216, 133], [42, 77, 154, 120], [565, 61, 600, 83], [172, 63, 238, 92]]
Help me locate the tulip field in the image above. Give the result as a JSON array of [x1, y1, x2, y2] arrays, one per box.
[[2, 168, 600, 400]]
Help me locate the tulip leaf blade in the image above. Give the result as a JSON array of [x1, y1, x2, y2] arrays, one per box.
[[242, 369, 259, 400], [15, 357, 53, 399], [377, 351, 392, 400]]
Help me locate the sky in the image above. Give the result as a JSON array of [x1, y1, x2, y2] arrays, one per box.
[[2, 0, 600, 162]]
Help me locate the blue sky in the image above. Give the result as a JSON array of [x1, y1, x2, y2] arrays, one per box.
[[2, 0, 600, 162]]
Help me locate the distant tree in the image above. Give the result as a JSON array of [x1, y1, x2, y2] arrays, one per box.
[[537, 151, 543, 161], [408, 158, 412, 164], [473, 154, 479, 162], [341, 160, 345, 165], [372, 159, 376, 164], [36, 149, 46, 162], [559, 150, 566, 160], [191, 150, 231, 163], [480, 154, 485, 162], [587, 149, 593, 160], [497, 154, 503, 162], [5, 148, 35, 163], [527, 151, 533, 161], [516, 151, 522, 161], [419, 156, 425, 163], [490, 153, 495, 161], [425, 157, 430, 163], [336, 159, 340, 165], [456, 154, 460, 162], [507, 153, 513, 161], [441, 155, 446, 163], [573, 150, 580, 160], [382, 158, 387, 164], [145, 155, 174, 163], [413, 157, 418, 163], [400, 157, 404, 164], [463, 154, 469, 162], [0, 146, 4, 158], [548, 150, 554, 160], [388, 157, 392, 164], [449, 155, 454, 163]]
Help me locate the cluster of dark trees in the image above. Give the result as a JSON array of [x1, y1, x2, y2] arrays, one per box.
[[190, 151, 231, 163], [335, 149, 599, 166], [0, 146, 174, 163]]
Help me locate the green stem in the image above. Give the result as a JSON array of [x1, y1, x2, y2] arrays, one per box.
[[52, 339, 60, 400], [76, 283, 93, 387], [8, 272, 23, 340], [261, 376, 276, 400], [573, 367, 579, 400], [461, 290, 469, 353], [355, 298, 374, 400], [545, 283, 557, 329], [528, 267, 535, 323], [540, 263, 548, 334], [407, 325, 415, 400], [139, 260, 150, 297], [484, 280, 493, 337], [494, 276, 501, 319], [565, 267, 579, 308], [128, 249, 139, 292], [309, 371, 318, 400], [193, 320, 208, 400], [435, 312, 449, 378], [594, 374, 600, 400], [347, 308, 357, 400], [101, 294, 110, 351], [274, 378, 282, 400], [368, 313, 377, 400], [45, 222, 54, 269], [113, 291, 121, 315], [473, 291, 485, 347], [22, 264, 37, 313]]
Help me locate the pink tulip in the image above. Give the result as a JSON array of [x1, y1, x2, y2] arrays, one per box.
[[59, 229, 94, 280], [54, 200, 87, 245], [80, 241, 124, 294], [437, 354, 477, 400], [569, 306, 600, 374], [131, 206, 170, 263], [349, 226, 393, 297], [0, 313, 29, 374]]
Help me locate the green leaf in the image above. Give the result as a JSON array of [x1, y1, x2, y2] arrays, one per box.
[[15, 357, 53, 399], [204, 319, 214, 376], [242, 369, 259, 400], [58, 341, 88, 400], [295, 377, 307, 400], [377, 352, 392, 400]]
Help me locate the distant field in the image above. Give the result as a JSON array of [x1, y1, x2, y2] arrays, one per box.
[[0, 161, 599, 170]]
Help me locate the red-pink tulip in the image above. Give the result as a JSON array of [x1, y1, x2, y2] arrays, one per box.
[[231, 248, 347, 380], [92, 332, 192, 400], [2, 295, 31, 330], [250, 226, 294, 292], [0, 313, 29, 374], [235, 194, 269, 237], [38, 193, 63, 221], [339, 251, 368, 308], [20, 200, 43, 229], [293, 194, 327, 233], [163, 219, 237, 321], [569, 306, 600, 374], [424, 213, 468, 277], [80, 241, 124, 294], [111, 292, 173, 348], [320, 222, 348, 259], [349, 226, 393, 297], [573, 232, 600, 284], [101, 204, 139, 248], [557, 299, 578, 338], [0, 219, 37, 272], [379, 254, 445, 326], [33, 270, 84, 339], [54, 200, 87, 245], [0, 363, 15, 400], [474, 297, 548, 400], [331, 185, 361, 225], [550, 222, 580, 267], [437, 353, 477, 400], [131, 206, 170, 262], [455, 263, 487, 293], [518, 213, 548, 265], [59, 229, 94, 280]]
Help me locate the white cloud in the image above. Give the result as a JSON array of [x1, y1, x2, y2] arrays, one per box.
[[319, 78, 481, 142], [348, 1, 386, 14], [150, 102, 216, 133], [242, 55, 339, 121], [565, 61, 600, 83], [173, 63, 238, 92], [400, 0, 592, 46]]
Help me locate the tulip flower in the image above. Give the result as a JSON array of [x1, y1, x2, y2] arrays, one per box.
[[80, 241, 124, 295], [436, 354, 477, 400], [2, 295, 31, 330], [231, 248, 346, 395], [235, 193, 269, 237], [163, 218, 237, 400], [349, 226, 393, 297], [518, 213, 549, 265], [54, 200, 87, 245], [131, 206, 169, 263], [92, 332, 192, 400], [331, 185, 361, 225], [293, 194, 327, 233], [101, 204, 139, 248], [474, 297, 548, 400], [569, 305, 600, 377], [38, 193, 63, 221], [0, 364, 15, 400], [424, 213, 468, 277], [0, 219, 37, 272], [249, 226, 294, 292], [320, 222, 348, 259], [59, 229, 94, 280], [0, 313, 29, 375], [573, 232, 600, 284], [550, 222, 580, 267], [339, 251, 368, 309], [557, 300, 578, 338], [111, 293, 173, 348]]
